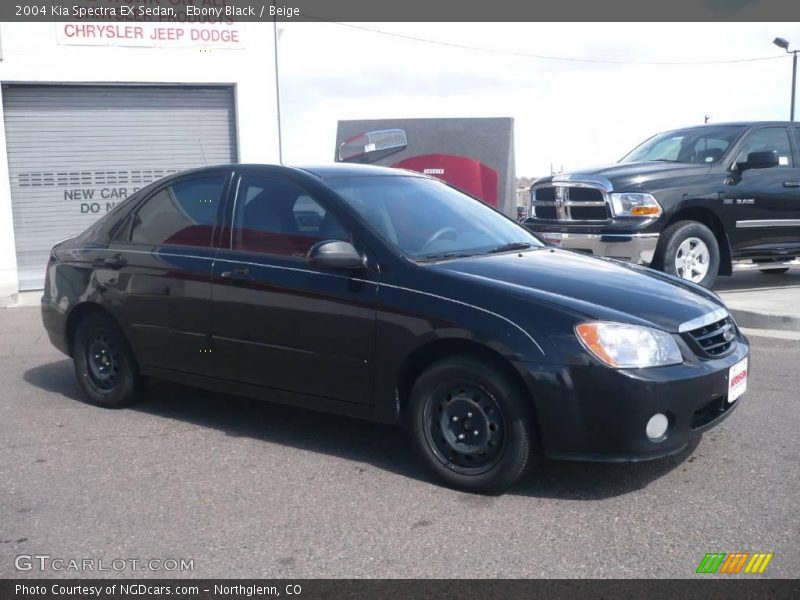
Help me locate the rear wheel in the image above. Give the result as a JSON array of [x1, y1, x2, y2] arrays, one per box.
[[409, 356, 537, 494], [655, 220, 720, 288], [73, 312, 143, 408]]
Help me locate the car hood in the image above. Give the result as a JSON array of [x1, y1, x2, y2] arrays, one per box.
[[427, 248, 725, 333], [537, 161, 711, 192]]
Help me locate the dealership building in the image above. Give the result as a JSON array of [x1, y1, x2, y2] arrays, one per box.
[[0, 21, 280, 304]]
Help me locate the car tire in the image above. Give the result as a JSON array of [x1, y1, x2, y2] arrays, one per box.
[[655, 220, 720, 288], [72, 312, 144, 408], [408, 355, 537, 494]]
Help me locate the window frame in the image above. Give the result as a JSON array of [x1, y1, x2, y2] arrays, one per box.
[[224, 172, 351, 260], [113, 170, 232, 249], [730, 125, 796, 170]]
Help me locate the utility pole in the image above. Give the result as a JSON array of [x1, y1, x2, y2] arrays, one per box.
[[273, 20, 284, 163], [773, 37, 798, 121], [792, 50, 798, 121]]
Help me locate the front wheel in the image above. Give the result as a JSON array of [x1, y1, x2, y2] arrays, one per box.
[[408, 356, 537, 494], [655, 221, 720, 288], [73, 312, 144, 408]]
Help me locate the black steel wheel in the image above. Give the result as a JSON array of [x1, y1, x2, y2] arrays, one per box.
[[424, 383, 506, 475], [73, 312, 143, 408], [409, 355, 538, 493], [84, 329, 122, 392]]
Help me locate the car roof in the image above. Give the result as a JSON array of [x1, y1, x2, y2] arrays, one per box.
[[160, 163, 423, 181]]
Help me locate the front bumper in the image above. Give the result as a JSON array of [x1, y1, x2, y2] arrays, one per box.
[[533, 232, 660, 266], [521, 338, 749, 462]]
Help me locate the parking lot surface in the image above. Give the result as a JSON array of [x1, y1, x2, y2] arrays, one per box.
[[1, 306, 798, 578], [715, 268, 800, 333]]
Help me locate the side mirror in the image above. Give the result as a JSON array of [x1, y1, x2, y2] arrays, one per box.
[[736, 150, 779, 172], [307, 240, 364, 270]]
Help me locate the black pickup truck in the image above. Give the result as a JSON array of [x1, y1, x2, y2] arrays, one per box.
[[523, 122, 800, 287]]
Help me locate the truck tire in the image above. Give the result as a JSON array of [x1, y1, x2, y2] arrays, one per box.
[[408, 355, 538, 494], [655, 221, 720, 288]]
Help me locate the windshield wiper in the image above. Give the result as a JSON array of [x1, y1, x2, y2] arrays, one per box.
[[417, 250, 480, 262], [486, 242, 533, 254]]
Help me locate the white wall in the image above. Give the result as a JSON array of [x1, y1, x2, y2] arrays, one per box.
[[0, 22, 279, 303]]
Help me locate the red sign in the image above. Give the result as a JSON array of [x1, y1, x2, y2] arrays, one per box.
[[393, 154, 499, 207]]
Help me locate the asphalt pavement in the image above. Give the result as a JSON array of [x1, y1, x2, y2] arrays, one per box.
[[1, 306, 798, 579], [715, 268, 800, 333]]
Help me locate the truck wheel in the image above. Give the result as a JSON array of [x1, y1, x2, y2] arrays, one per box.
[[408, 355, 537, 494], [656, 221, 720, 288], [73, 312, 144, 408]]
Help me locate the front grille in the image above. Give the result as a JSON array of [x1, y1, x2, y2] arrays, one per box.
[[684, 317, 736, 358], [535, 205, 558, 219], [531, 184, 611, 221], [568, 187, 604, 201], [569, 205, 608, 220]]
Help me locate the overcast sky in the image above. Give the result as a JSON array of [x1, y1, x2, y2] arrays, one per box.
[[277, 22, 799, 177]]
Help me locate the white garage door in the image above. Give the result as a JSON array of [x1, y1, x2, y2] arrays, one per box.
[[2, 85, 237, 290]]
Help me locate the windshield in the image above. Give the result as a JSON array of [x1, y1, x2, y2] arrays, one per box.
[[325, 175, 543, 260], [620, 125, 747, 165]]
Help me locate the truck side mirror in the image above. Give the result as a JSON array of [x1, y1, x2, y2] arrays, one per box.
[[736, 150, 779, 172]]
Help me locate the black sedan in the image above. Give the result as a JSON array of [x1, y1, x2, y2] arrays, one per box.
[[41, 164, 749, 493]]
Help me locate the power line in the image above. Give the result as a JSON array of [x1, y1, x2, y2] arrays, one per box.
[[328, 22, 789, 66]]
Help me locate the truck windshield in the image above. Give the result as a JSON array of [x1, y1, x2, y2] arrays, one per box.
[[620, 125, 747, 165], [326, 175, 543, 260]]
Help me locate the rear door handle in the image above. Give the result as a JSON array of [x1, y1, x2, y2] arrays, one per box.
[[219, 266, 254, 282], [783, 181, 800, 188]]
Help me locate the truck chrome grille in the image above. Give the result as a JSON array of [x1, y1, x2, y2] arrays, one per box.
[[531, 184, 611, 221], [684, 317, 736, 358]]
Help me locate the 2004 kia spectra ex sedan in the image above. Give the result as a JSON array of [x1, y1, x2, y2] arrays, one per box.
[[41, 164, 749, 493]]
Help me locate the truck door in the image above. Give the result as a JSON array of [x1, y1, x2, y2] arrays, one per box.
[[724, 125, 800, 257]]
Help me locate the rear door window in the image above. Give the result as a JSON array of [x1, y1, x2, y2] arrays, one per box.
[[129, 176, 225, 247]]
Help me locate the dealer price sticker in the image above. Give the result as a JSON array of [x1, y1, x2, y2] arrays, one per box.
[[728, 357, 748, 403], [542, 232, 563, 246]]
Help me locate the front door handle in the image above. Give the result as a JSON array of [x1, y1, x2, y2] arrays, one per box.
[[219, 266, 254, 282], [783, 181, 800, 188]]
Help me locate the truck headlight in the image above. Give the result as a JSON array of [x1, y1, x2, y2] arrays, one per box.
[[610, 192, 662, 217], [575, 322, 682, 368]]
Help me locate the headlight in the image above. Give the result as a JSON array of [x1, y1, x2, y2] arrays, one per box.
[[610, 192, 662, 217], [575, 322, 682, 368]]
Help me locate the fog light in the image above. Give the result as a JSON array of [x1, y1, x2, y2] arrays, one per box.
[[646, 413, 669, 441]]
